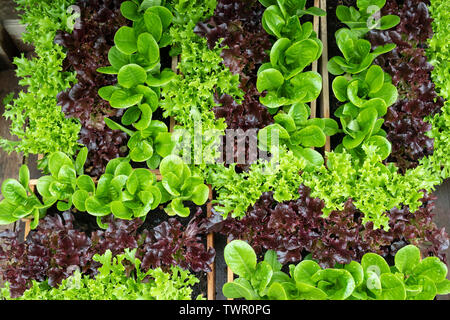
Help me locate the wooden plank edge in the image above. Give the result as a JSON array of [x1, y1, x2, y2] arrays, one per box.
[[206, 185, 216, 300], [320, 0, 331, 154], [310, 0, 321, 119]]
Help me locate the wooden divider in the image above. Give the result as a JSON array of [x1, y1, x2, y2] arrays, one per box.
[[320, 0, 331, 153]]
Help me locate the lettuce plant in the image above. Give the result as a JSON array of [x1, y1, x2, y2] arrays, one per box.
[[0, 166, 51, 229], [223, 240, 450, 300], [336, 0, 400, 35], [256, 0, 324, 111], [80, 158, 162, 225], [1, 249, 202, 300], [258, 103, 339, 167], [98, 1, 176, 117], [328, 28, 395, 76], [37, 148, 88, 212], [158, 155, 210, 217], [259, 0, 326, 40], [104, 118, 175, 168]]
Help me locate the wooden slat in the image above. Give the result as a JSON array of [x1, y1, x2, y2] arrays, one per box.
[[0, 22, 19, 70], [2, 19, 33, 53], [320, 0, 331, 153], [207, 186, 215, 300], [310, 0, 320, 119], [0, 70, 23, 235]]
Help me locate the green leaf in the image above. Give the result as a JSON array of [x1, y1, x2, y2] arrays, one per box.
[[122, 106, 142, 126], [114, 26, 137, 55], [1, 179, 28, 204], [287, 71, 322, 103], [111, 201, 133, 220], [409, 276, 437, 300], [332, 76, 349, 102], [98, 86, 119, 101], [365, 270, 382, 296], [436, 279, 450, 295], [379, 15, 400, 30], [48, 152, 73, 177], [133, 104, 152, 131], [369, 82, 398, 107], [270, 38, 291, 67], [311, 269, 355, 300], [97, 66, 119, 75], [297, 125, 326, 148], [224, 240, 257, 279], [143, 11, 162, 42], [167, 198, 190, 217], [223, 279, 257, 300], [109, 90, 143, 109], [85, 197, 111, 217], [75, 147, 88, 176], [344, 261, 364, 287], [264, 250, 282, 272], [251, 261, 273, 296], [73, 190, 89, 212], [380, 273, 406, 300], [284, 39, 320, 79], [296, 282, 328, 300], [155, 132, 175, 157], [365, 65, 385, 95], [145, 6, 173, 30], [145, 69, 177, 87], [323, 118, 340, 136], [191, 184, 209, 206], [274, 113, 296, 132], [297, 148, 324, 167], [288, 103, 310, 126], [257, 68, 284, 92], [267, 282, 288, 300], [159, 155, 186, 179], [19, 165, 30, 189], [140, 0, 161, 11], [137, 32, 160, 65], [361, 252, 391, 277], [412, 257, 448, 283], [120, 1, 140, 21], [365, 135, 391, 160], [118, 64, 147, 89], [0, 200, 19, 224], [294, 260, 321, 286], [262, 6, 285, 38]]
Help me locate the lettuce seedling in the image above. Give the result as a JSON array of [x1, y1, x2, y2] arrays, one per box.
[[336, 0, 400, 36], [36, 148, 88, 212], [158, 155, 210, 217], [260, 0, 326, 40], [328, 28, 396, 76], [105, 117, 175, 169], [258, 103, 339, 167], [82, 158, 162, 226], [0, 165, 52, 229]]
